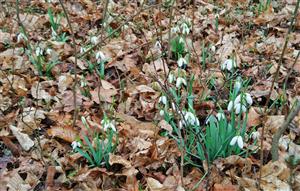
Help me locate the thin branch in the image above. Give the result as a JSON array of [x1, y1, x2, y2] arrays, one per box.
[[271, 99, 300, 161], [259, 0, 300, 187], [58, 0, 78, 128]]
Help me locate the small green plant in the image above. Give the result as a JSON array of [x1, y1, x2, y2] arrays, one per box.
[[72, 116, 118, 168], [48, 8, 68, 42]]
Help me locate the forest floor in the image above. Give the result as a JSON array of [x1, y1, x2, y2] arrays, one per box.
[[0, 0, 300, 190]]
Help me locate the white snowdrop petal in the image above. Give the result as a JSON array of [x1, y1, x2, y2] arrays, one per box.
[[159, 110, 165, 116], [235, 103, 241, 114], [228, 101, 233, 111], [230, 136, 238, 146], [234, 95, 241, 105], [245, 93, 253, 105], [91, 36, 98, 44], [237, 136, 243, 149], [216, 113, 225, 121], [168, 74, 175, 83]]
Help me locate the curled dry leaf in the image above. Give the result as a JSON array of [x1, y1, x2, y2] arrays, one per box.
[[47, 125, 78, 143], [9, 125, 34, 151]]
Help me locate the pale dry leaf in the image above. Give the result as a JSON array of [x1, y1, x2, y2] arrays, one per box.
[[9, 125, 34, 151], [146, 177, 164, 190], [109, 154, 131, 168], [47, 125, 78, 143], [58, 74, 73, 93], [265, 115, 285, 134]]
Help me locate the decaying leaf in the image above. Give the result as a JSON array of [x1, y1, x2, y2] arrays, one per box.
[[9, 125, 34, 151]]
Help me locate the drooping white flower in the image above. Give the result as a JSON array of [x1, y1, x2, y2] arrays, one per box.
[[177, 57, 187, 68], [46, 48, 52, 55], [179, 37, 185, 44], [234, 95, 241, 105], [176, 77, 187, 88], [227, 101, 234, 111], [234, 80, 242, 92], [216, 113, 226, 121], [35, 47, 43, 57], [17, 32, 28, 43], [245, 93, 253, 105], [96, 51, 106, 62], [171, 102, 176, 111], [181, 111, 199, 127], [71, 141, 81, 150], [168, 73, 175, 83], [221, 59, 236, 71], [91, 36, 98, 45], [159, 96, 167, 105], [159, 110, 165, 116], [171, 26, 180, 34], [101, 119, 116, 132], [80, 47, 86, 54], [181, 23, 190, 35], [230, 135, 243, 149], [154, 40, 161, 49], [250, 131, 260, 140], [234, 103, 247, 114]]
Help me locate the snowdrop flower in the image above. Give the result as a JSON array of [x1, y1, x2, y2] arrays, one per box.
[[101, 119, 116, 132], [245, 93, 253, 106], [181, 23, 190, 35], [234, 95, 241, 105], [250, 131, 260, 140], [51, 27, 57, 38], [234, 103, 247, 114], [17, 32, 28, 43], [35, 47, 43, 57], [234, 80, 242, 92], [216, 112, 226, 121], [159, 96, 167, 105], [80, 47, 86, 54], [168, 73, 175, 83], [171, 26, 180, 34], [46, 48, 52, 55], [177, 57, 187, 68], [154, 40, 161, 49], [176, 77, 187, 88], [182, 111, 199, 127], [91, 36, 98, 45], [230, 135, 243, 149], [221, 59, 236, 71], [71, 141, 81, 150], [96, 51, 106, 62], [179, 37, 185, 44], [159, 110, 165, 116], [227, 101, 234, 111], [171, 102, 176, 111]]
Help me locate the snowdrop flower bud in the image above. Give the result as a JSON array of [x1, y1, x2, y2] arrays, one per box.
[[154, 40, 161, 49], [46, 48, 52, 55], [181, 23, 190, 35], [245, 93, 253, 106], [216, 113, 225, 121], [71, 141, 81, 150], [176, 77, 187, 88], [171, 102, 176, 111], [101, 119, 116, 132], [159, 110, 165, 116], [234, 80, 242, 92], [91, 36, 98, 45], [227, 101, 233, 111], [96, 51, 106, 62], [17, 32, 28, 43], [35, 47, 43, 57], [177, 57, 187, 68], [168, 73, 175, 83], [80, 47, 86, 54], [159, 96, 167, 105], [221, 59, 236, 71], [250, 131, 260, 140], [171, 26, 180, 34], [230, 135, 243, 149], [179, 37, 185, 44]]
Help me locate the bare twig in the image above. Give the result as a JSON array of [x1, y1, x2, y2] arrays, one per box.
[[271, 99, 300, 161], [259, 0, 300, 187], [58, 0, 78, 128]]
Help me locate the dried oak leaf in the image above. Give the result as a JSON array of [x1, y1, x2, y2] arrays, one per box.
[[47, 125, 78, 143]]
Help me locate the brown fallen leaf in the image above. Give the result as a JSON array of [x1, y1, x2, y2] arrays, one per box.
[[9, 125, 34, 151], [47, 125, 78, 143]]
